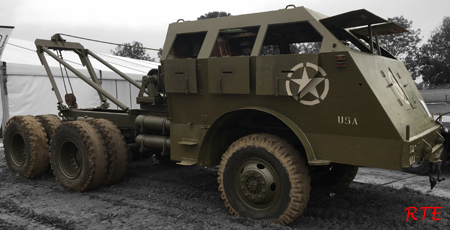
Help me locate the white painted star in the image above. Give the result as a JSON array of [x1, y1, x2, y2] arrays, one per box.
[[290, 67, 312, 95], [299, 78, 325, 99]]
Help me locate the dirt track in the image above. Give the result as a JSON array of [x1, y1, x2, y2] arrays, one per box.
[[0, 150, 287, 230], [3, 147, 448, 230]]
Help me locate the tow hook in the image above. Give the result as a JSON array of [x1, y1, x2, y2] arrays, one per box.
[[429, 119, 448, 190], [428, 162, 445, 190]]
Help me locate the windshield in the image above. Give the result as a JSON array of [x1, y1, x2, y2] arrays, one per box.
[[319, 9, 407, 59]]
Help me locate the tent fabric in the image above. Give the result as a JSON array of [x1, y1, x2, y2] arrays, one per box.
[[0, 38, 160, 134], [3, 38, 159, 76]]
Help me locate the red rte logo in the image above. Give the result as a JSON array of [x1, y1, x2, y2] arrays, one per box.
[[405, 206, 442, 221]]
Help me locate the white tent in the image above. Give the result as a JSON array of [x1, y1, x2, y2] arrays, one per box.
[[0, 37, 160, 134]]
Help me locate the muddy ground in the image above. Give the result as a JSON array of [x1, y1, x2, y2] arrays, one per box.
[[2, 147, 448, 230], [0, 149, 292, 230]]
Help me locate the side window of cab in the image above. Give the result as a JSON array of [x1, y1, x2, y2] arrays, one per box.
[[210, 26, 260, 57], [255, 21, 324, 96], [167, 32, 207, 59], [206, 26, 260, 95], [259, 21, 323, 55], [164, 32, 207, 94]]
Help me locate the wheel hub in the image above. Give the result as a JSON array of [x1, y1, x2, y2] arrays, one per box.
[[239, 162, 277, 204], [11, 133, 26, 166], [70, 152, 81, 171], [246, 176, 261, 194], [58, 140, 82, 179]]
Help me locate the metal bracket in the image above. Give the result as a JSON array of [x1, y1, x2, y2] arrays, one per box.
[[428, 162, 445, 190]]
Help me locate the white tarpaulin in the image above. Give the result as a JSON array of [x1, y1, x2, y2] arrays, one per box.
[[0, 36, 160, 134], [0, 26, 14, 61]]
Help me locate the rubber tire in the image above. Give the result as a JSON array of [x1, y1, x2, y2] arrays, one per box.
[[405, 147, 448, 175], [404, 157, 430, 175], [3, 116, 50, 178], [35, 114, 61, 144], [89, 119, 128, 185], [311, 163, 359, 192], [51, 121, 108, 192], [218, 134, 310, 226], [440, 144, 448, 169]]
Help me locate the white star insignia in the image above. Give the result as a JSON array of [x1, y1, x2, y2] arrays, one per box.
[[289, 68, 324, 100]]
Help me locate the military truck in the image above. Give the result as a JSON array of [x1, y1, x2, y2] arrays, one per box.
[[3, 5, 447, 226]]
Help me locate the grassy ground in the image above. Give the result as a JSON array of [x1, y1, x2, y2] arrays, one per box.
[[420, 89, 450, 103], [291, 183, 450, 229], [420, 89, 450, 115]]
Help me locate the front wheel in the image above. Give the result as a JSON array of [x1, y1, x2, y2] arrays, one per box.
[[405, 146, 448, 175], [218, 134, 310, 226]]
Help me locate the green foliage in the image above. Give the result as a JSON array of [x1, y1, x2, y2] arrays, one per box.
[[419, 17, 450, 86], [378, 16, 422, 80], [197, 11, 231, 20], [259, 43, 321, 55], [295, 42, 321, 54], [157, 48, 163, 59], [415, 82, 424, 90], [110, 41, 155, 62]]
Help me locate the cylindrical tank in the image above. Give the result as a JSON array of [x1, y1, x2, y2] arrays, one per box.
[[135, 134, 170, 150], [135, 115, 170, 134]]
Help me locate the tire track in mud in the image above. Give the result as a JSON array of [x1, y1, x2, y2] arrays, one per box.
[[0, 200, 76, 230], [1, 155, 284, 229], [90, 159, 281, 229]]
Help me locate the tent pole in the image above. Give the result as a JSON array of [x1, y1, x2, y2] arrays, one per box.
[[0, 62, 10, 137]]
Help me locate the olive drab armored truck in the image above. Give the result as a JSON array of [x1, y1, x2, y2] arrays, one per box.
[[3, 5, 447, 226]]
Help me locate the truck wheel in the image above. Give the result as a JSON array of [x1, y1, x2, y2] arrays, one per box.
[[312, 164, 358, 192], [405, 157, 430, 175], [405, 146, 448, 174], [3, 116, 50, 178], [89, 119, 128, 185], [35, 114, 61, 144], [441, 145, 448, 169], [218, 134, 310, 226], [51, 121, 107, 192]]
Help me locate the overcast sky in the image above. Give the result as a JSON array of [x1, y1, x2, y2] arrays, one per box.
[[1, 0, 449, 58]]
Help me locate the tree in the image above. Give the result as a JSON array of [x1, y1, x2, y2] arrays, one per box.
[[418, 16, 450, 86], [111, 41, 156, 62], [157, 48, 163, 59], [197, 11, 231, 20], [259, 43, 321, 56], [378, 16, 422, 80]]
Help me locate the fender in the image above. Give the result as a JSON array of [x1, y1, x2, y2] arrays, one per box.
[[199, 106, 330, 166]]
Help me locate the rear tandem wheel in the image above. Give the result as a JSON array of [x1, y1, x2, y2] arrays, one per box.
[[88, 118, 128, 185], [3, 115, 50, 178], [50, 121, 108, 192], [35, 114, 62, 144]]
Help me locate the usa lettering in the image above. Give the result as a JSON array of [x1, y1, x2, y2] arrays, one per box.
[[405, 206, 442, 221], [337, 116, 358, 125]]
